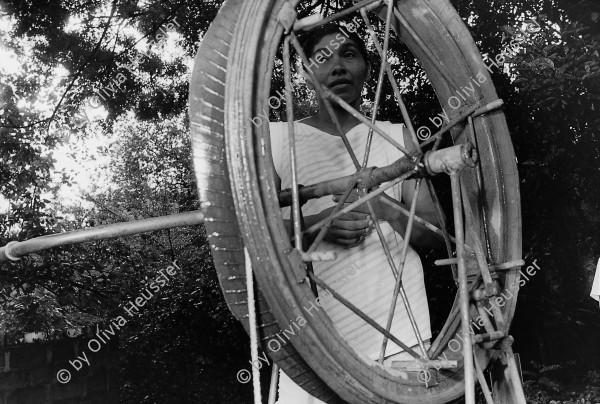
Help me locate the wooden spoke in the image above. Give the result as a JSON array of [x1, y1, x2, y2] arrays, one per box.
[[378, 180, 428, 361], [306, 179, 358, 253], [294, 0, 383, 32], [289, 32, 362, 168], [307, 272, 422, 359], [358, 8, 422, 149], [304, 173, 407, 235], [362, 0, 395, 167], [283, 37, 304, 251], [450, 173, 476, 404]]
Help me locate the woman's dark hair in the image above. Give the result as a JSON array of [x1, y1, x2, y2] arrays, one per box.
[[299, 23, 370, 64]]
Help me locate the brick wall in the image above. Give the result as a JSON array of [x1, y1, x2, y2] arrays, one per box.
[[0, 336, 119, 404]]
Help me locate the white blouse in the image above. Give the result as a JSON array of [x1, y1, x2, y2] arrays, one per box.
[[269, 120, 431, 360]]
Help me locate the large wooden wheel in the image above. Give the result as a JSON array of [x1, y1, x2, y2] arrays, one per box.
[[189, 0, 523, 403]]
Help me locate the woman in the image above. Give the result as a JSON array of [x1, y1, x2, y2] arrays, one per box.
[[269, 23, 441, 403]]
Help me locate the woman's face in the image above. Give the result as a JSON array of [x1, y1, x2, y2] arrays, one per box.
[[306, 32, 370, 107]]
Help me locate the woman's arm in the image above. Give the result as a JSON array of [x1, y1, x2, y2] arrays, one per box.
[[387, 131, 443, 248], [388, 180, 443, 248], [333, 189, 442, 249], [332, 131, 444, 249], [274, 169, 372, 247]]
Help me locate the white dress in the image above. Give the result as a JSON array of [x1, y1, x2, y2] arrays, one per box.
[[269, 121, 431, 403]]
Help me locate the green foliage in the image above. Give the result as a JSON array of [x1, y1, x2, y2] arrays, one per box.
[[523, 367, 600, 403], [500, 1, 600, 374], [86, 112, 256, 401], [0, 287, 98, 335], [119, 253, 255, 403]]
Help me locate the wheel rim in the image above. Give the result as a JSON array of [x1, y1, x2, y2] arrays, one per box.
[[221, 0, 522, 402], [189, 1, 345, 401]]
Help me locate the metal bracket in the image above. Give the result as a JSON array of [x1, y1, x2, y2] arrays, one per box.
[[472, 99, 504, 117], [283, 247, 310, 284], [277, 1, 297, 34], [301, 251, 337, 262]]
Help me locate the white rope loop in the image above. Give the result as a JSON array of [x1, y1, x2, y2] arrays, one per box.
[[245, 247, 263, 404]]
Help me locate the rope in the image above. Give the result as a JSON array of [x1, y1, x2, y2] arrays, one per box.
[[268, 364, 280, 404], [245, 247, 262, 404]]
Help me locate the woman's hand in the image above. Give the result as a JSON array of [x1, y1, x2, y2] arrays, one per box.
[[331, 183, 446, 249], [332, 190, 394, 222], [313, 206, 373, 247]]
